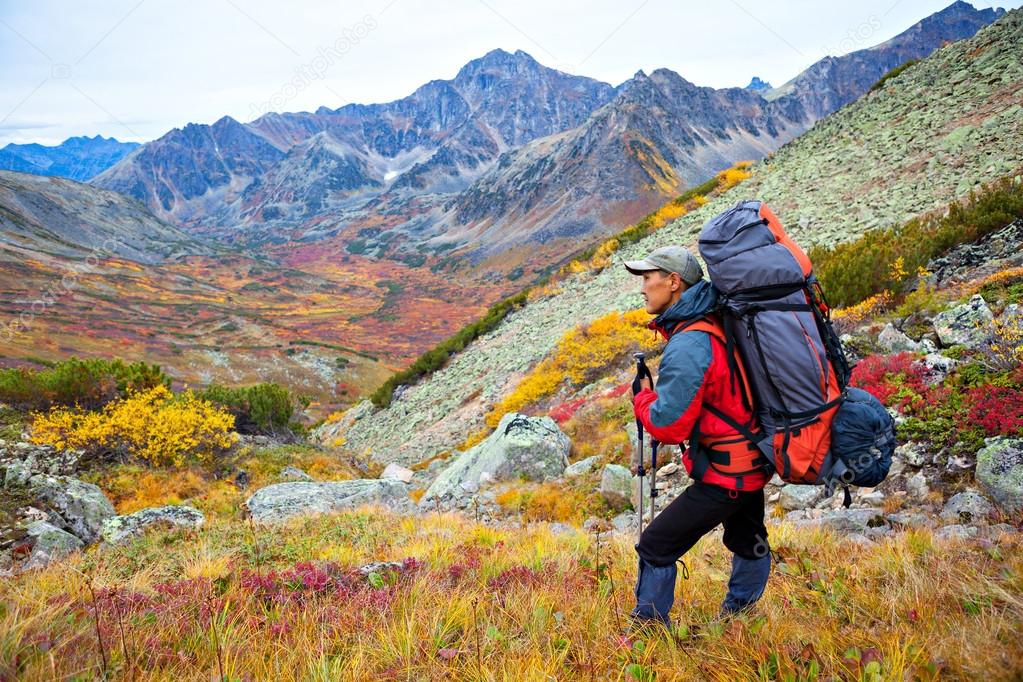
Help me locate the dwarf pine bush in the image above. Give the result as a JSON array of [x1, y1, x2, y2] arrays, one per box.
[[197, 382, 294, 435], [0, 357, 169, 411]]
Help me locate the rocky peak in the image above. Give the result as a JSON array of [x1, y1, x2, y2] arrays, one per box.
[[745, 76, 772, 91]]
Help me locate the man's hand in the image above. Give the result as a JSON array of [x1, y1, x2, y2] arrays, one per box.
[[638, 376, 652, 392]]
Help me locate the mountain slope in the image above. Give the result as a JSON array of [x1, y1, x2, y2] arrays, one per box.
[[0, 170, 213, 263], [765, 0, 1004, 117], [439, 69, 809, 258], [317, 8, 1023, 466]]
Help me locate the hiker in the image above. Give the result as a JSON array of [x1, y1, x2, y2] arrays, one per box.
[[624, 245, 772, 625]]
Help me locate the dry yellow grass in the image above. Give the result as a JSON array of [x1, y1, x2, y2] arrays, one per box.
[[1, 508, 1020, 681]]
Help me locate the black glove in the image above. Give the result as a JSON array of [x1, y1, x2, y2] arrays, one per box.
[[631, 361, 652, 396]]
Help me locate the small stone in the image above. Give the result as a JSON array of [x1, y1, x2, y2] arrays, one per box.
[[380, 463, 414, 483], [886, 511, 932, 528], [920, 353, 957, 384], [779, 484, 823, 511], [24, 521, 83, 570], [658, 462, 679, 477], [878, 323, 920, 353], [985, 523, 1017, 538], [934, 524, 979, 541], [358, 561, 404, 577], [279, 466, 313, 482], [600, 464, 635, 507], [610, 512, 635, 534], [844, 533, 874, 546], [896, 442, 928, 467], [940, 490, 994, 523], [859, 490, 886, 507], [906, 472, 929, 499]]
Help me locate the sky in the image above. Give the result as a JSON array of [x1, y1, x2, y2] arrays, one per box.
[[0, 0, 1017, 147]]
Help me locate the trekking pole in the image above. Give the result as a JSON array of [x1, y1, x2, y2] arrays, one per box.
[[650, 437, 659, 519], [635, 353, 661, 521], [633, 353, 648, 542]]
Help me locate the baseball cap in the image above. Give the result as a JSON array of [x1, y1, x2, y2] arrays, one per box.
[[623, 245, 704, 284]]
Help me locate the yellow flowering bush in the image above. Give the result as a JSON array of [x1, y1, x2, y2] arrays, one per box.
[[716, 161, 753, 189], [978, 317, 1023, 372], [832, 290, 894, 324], [486, 308, 660, 428], [30, 385, 237, 466]]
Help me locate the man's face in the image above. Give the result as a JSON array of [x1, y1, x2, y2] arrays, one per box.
[[640, 270, 683, 315]]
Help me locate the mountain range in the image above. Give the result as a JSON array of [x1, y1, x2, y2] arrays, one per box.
[[0, 135, 139, 182], [89, 1, 1003, 274]]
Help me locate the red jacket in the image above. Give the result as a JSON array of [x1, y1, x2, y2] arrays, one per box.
[[633, 282, 769, 491]]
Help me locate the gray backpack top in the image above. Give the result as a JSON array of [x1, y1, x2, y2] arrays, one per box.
[[698, 199, 894, 504]]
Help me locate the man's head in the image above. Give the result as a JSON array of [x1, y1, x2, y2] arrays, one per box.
[[624, 245, 704, 315]]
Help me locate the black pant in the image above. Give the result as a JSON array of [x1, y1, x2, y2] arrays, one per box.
[[636, 481, 768, 566]]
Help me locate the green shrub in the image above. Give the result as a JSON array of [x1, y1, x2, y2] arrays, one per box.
[[812, 176, 1023, 307], [0, 357, 169, 411], [197, 382, 294, 435], [869, 59, 920, 92]]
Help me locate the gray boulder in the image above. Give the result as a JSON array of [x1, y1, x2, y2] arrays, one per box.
[[246, 480, 411, 523], [975, 437, 1023, 512], [878, 323, 920, 353], [420, 413, 569, 507], [779, 484, 823, 511], [101, 505, 205, 545], [27, 474, 115, 543], [564, 455, 602, 478], [932, 294, 993, 348], [24, 521, 83, 570], [905, 472, 930, 500], [792, 508, 886, 533], [919, 353, 957, 385], [941, 489, 994, 523], [600, 464, 635, 507], [886, 511, 933, 529]]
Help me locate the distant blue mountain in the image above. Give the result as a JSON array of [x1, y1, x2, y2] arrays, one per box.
[[0, 135, 140, 181], [745, 76, 772, 92]]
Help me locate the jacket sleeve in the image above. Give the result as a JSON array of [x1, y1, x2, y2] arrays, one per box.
[[632, 331, 713, 445]]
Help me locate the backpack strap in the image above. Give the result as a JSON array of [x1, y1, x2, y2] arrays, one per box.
[[672, 315, 755, 412]]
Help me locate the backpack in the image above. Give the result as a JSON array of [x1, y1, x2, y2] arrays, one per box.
[[697, 199, 896, 505]]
